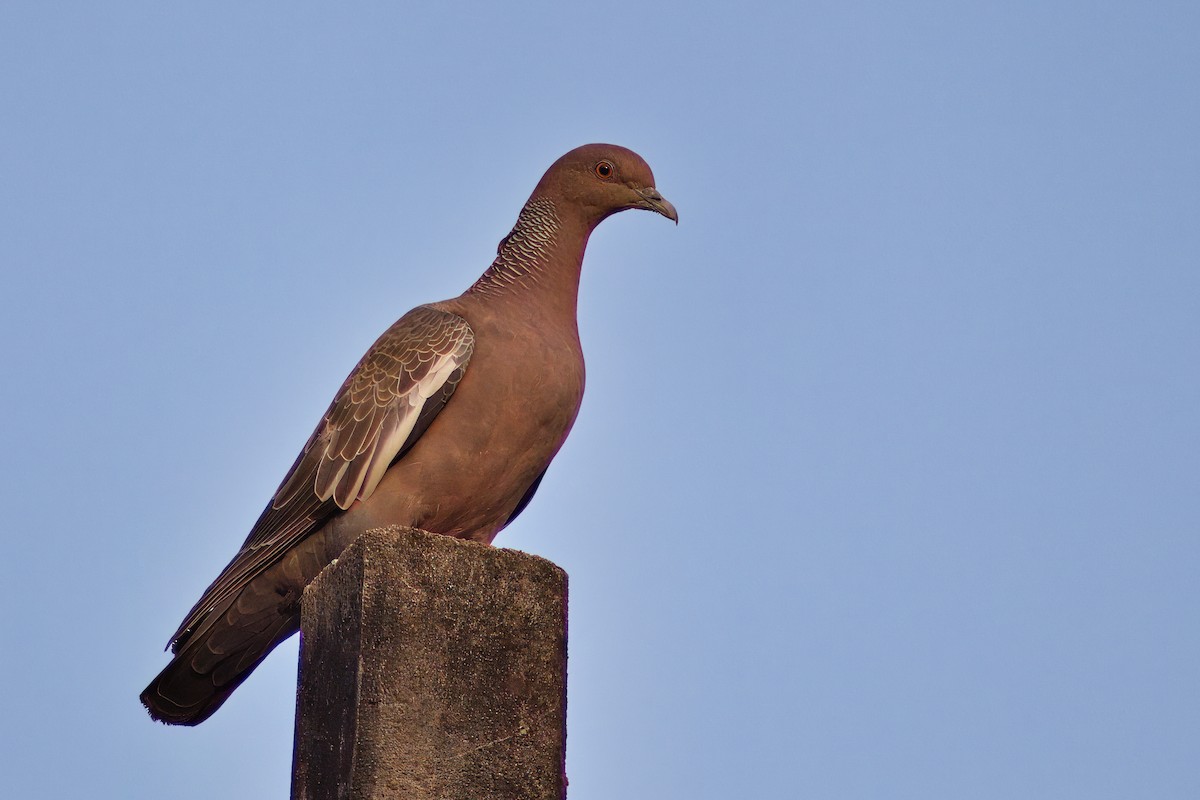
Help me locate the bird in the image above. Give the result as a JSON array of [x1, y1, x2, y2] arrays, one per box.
[[141, 144, 677, 725]]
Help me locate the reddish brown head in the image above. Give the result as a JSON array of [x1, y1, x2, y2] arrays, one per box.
[[531, 143, 678, 229]]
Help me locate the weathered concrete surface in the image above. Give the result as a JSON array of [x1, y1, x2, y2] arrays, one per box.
[[291, 526, 568, 800]]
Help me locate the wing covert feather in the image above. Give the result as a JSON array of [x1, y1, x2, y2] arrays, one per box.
[[278, 305, 474, 512]]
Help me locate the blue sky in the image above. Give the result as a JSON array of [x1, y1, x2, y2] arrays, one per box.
[[2, 2, 1198, 797]]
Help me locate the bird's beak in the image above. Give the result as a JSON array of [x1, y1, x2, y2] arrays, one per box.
[[635, 186, 679, 224]]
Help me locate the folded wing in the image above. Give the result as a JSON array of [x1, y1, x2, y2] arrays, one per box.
[[168, 305, 474, 651]]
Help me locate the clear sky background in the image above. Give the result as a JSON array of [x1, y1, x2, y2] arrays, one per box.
[[2, 2, 1197, 798]]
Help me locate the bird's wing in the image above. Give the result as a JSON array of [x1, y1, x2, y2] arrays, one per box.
[[169, 304, 474, 649]]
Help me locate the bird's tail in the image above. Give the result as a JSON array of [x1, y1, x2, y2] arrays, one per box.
[[140, 586, 300, 725]]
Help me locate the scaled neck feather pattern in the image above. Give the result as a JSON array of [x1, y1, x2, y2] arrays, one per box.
[[470, 198, 564, 296]]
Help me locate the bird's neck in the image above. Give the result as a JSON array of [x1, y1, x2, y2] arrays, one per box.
[[467, 198, 593, 318]]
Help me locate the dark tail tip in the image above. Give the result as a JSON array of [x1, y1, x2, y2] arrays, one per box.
[[140, 671, 229, 726]]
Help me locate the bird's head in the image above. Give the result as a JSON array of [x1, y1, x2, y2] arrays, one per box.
[[534, 143, 678, 228]]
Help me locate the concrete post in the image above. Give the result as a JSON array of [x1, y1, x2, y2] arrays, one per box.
[[291, 526, 568, 800]]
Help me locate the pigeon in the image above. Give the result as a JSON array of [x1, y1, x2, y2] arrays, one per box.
[[141, 143, 677, 725]]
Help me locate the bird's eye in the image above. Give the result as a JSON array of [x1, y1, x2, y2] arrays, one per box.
[[594, 160, 614, 179]]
